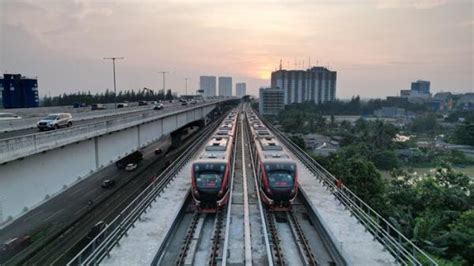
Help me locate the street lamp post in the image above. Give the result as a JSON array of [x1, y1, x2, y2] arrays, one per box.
[[184, 77, 190, 97], [103, 57, 124, 109], [158, 71, 168, 95]]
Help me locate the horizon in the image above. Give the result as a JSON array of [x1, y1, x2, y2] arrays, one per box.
[[1, 0, 473, 98]]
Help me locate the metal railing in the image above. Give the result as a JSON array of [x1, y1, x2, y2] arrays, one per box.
[[0, 101, 222, 164], [260, 116, 437, 266], [0, 104, 154, 132], [67, 117, 223, 265]]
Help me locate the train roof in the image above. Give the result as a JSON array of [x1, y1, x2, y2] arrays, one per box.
[[255, 136, 290, 160], [205, 137, 229, 151], [198, 137, 230, 160], [245, 110, 294, 163]]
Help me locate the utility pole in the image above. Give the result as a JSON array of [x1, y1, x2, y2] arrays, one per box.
[[103, 57, 124, 109], [158, 71, 168, 95], [184, 77, 190, 97]]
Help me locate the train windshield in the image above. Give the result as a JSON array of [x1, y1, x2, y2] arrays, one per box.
[[193, 163, 226, 191], [264, 163, 296, 190]]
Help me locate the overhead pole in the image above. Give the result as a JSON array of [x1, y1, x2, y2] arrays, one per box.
[[103, 57, 124, 109], [184, 77, 190, 97], [158, 71, 168, 96]]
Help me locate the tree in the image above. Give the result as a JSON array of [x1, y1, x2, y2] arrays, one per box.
[[387, 166, 473, 263], [165, 89, 173, 100], [289, 135, 306, 150], [453, 123, 474, 146], [410, 113, 439, 135], [370, 150, 399, 170], [339, 159, 386, 205]]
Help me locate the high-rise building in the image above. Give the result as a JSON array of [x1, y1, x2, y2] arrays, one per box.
[[271, 66, 337, 105], [200, 76, 217, 97], [0, 74, 39, 108], [411, 80, 430, 94], [259, 87, 284, 115], [400, 80, 432, 103], [218, 77, 232, 97], [236, 83, 246, 98]]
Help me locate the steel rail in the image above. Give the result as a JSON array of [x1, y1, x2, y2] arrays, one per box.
[[259, 114, 437, 266], [222, 109, 242, 265], [209, 109, 241, 265], [287, 211, 318, 265], [209, 210, 225, 265], [242, 106, 275, 266], [154, 108, 239, 266], [241, 112, 253, 265], [176, 212, 201, 265], [67, 116, 223, 265]]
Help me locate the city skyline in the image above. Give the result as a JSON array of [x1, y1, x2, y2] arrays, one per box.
[[1, 0, 472, 98]]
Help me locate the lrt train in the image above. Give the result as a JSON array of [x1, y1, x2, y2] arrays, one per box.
[[246, 110, 298, 211], [190, 110, 238, 212]]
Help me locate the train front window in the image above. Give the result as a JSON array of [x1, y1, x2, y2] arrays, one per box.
[[194, 163, 226, 191], [264, 163, 296, 190]]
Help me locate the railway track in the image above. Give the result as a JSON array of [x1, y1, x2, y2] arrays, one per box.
[[243, 104, 339, 266], [4, 132, 201, 265], [159, 109, 240, 265], [64, 111, 232, 265]]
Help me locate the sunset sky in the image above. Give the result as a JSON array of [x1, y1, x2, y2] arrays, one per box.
[[1, 0, 473, 98]]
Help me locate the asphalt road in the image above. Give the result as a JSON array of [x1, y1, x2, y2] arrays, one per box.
[[0, 125, 202, 264], [0, 102, 204, 140]]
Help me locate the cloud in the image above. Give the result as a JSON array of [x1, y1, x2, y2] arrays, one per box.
[[376, 0, 448, 9]]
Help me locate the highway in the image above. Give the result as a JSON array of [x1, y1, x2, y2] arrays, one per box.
[[0, 101, 205, 140], [0, 122, 203, 265], [0, 101, 437, 266]]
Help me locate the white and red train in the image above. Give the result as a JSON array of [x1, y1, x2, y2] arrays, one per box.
[[246, 110, 298, 211], [190, 110, 238, 212]]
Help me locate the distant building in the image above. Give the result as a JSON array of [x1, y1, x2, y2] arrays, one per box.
[[218, 77, 232, 97], [259, 87, 284, 115], [299, 133, 340, 156], [411, 80, 430, 94], [0, 74, 39, 108], [433, 92, 453, 101], [400, 80, 431, 103], [236, 83, 246, 98], [271, 66, 337, 105], [425, 100, 443, 112], [374, 107, 406, 118], [458, 93, 474, 104], [386, 96, 409, 106], [200, 76, 217, 98]]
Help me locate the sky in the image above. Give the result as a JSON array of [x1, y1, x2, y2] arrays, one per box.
[[0, 0, 473, 99]]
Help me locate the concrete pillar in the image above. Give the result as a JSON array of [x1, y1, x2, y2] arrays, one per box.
[[94, 137, 99, 169], [137, 125, 141, 148]]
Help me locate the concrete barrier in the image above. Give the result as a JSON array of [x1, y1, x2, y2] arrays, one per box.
[[0, 104, 160, 132], [0, 101, 222, 164]]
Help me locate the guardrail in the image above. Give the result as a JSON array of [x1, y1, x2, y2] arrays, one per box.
[[260, 116, 438, 266], [67, 116, 223, 265], [0, 104, 162, 132], [0, 101, 224, 164]]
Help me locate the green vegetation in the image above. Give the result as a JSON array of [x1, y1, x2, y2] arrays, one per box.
[[453, 123, 474, 146], [410, 113, 440, 136], [273, 102, 474, 264], [42, 88, 176, 106]]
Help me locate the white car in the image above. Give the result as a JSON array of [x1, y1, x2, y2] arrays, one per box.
[[153, 103, 164, 110], [0, 113, 22, 121], [37, 113, 72, 131], [125, 163, 138, 172]]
